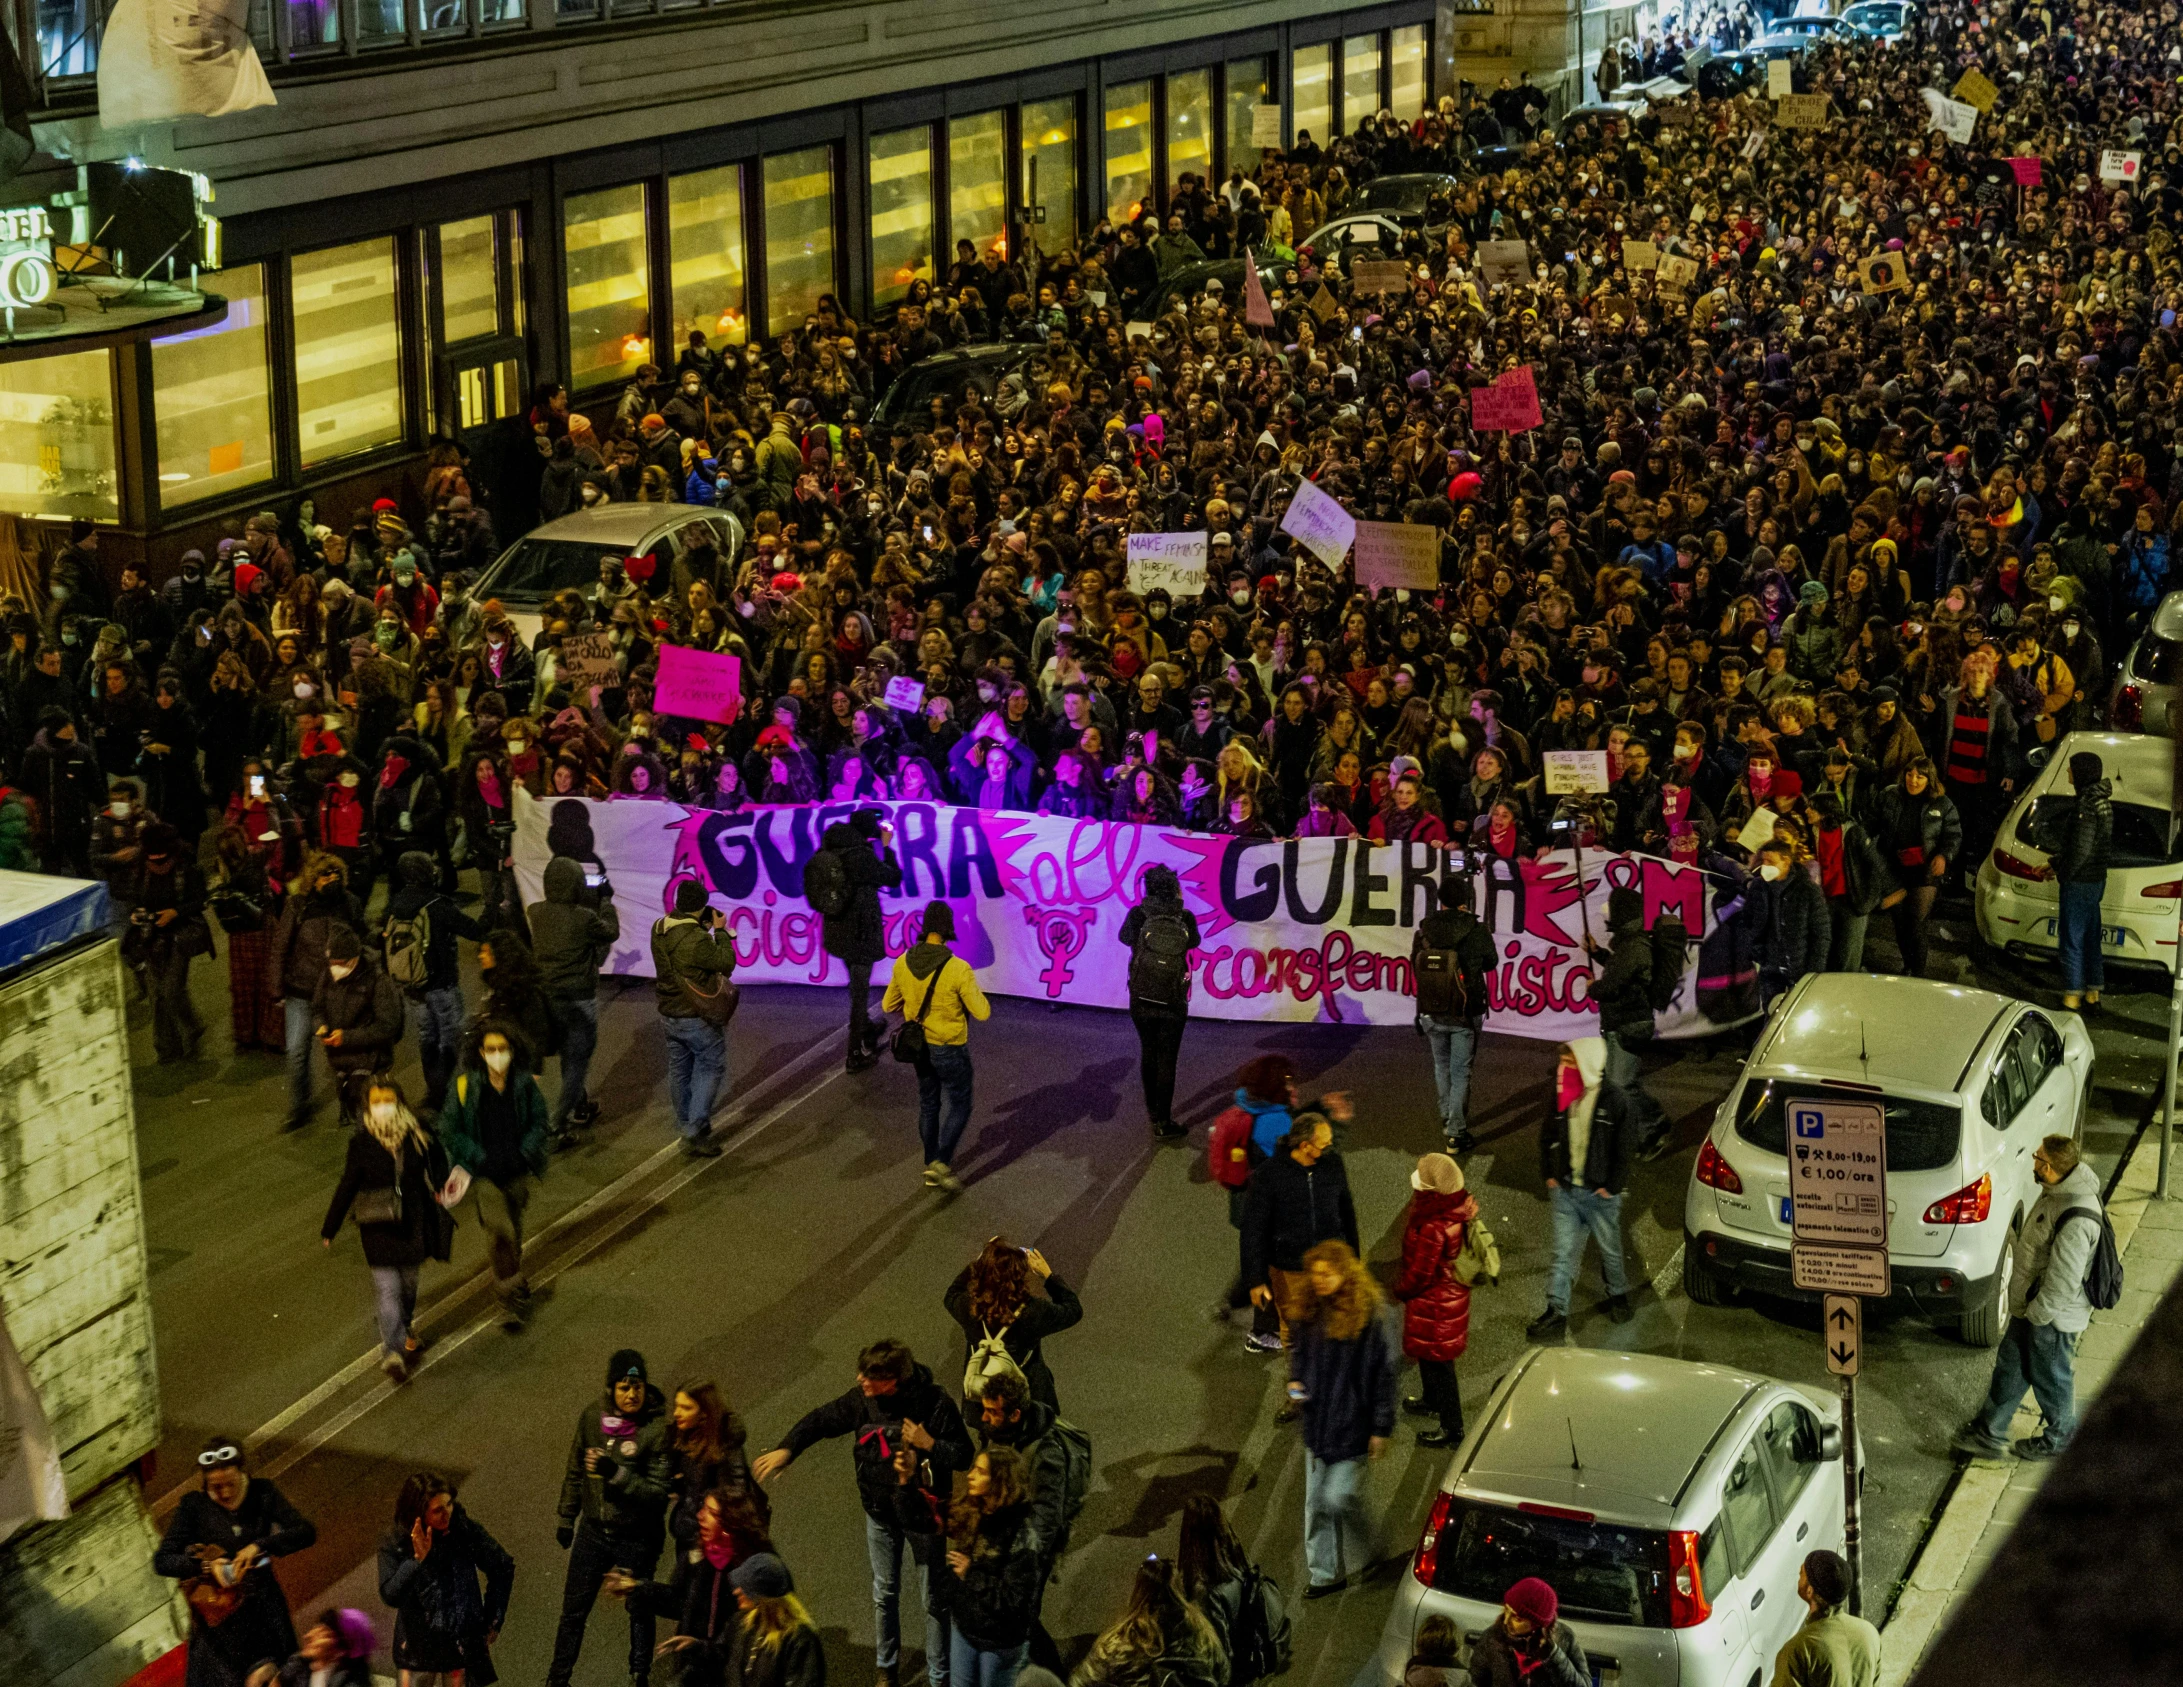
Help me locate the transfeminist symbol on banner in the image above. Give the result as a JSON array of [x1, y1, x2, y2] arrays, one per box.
[[1024, 905, 1099, 997]]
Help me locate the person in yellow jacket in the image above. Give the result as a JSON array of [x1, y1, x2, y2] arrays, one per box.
[[881, 900, 991, 1194]]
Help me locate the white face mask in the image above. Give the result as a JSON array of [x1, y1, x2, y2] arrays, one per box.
[[483, 1049, 514, 1075], [1758, 863, 1785, 883], [368, 1101, 398, 1128], [340, 772, 360, 788], [294, 681, 314, 699], [329, 960, 358, 981], [109, 800, 131, 818], [2049, 595, 2065, 612]]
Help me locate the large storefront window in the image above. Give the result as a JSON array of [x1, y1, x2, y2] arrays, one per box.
[[949, 110, 1009, 261], [1166, 69, 1212, 191], [1343, 35, 1384, 130], [291, 238, 404, 469], [0, 350, 118, 523], [1103, 80, 1153, 226], [439, 215, 500, 342], [1226, 57, 1269, 171], [869, 128, 934, 310], [670, 165, 750, 347], [1392, 25, 1429, 118], [564, 184, 651, 390], [1020, 97, 1078, 249], [1291, 44, 1332, 149], [152, 265, 275, 510], [763, 146, 837, 337]]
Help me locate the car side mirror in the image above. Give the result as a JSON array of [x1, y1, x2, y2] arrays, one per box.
[[1816, 1423, 1843, 1462], [2025, 744, 2051, 774]]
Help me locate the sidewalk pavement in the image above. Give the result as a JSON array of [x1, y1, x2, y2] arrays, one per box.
[[1879, 1124, 2183, 1686]]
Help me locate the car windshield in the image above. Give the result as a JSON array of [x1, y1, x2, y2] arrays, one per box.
[[485, 538, 634, 599], [1429, 1499, 1670, 1627], [1358, 178, 1439, 214], [877, 356, 1022, 425], [2017, 794, 2180, 868], [1736, 1079, 1962, 1172]]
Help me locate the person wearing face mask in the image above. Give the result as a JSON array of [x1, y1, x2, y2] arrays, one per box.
[[1527, 1037, 1637, 1342], [438, 1022, 551, 1331], [320, 1077, 451, 1383], [91, 776, 149, 923], [310, 926, 406, 1129], [1749, 837, 1828, 1009], [314, 755, 376, 903]]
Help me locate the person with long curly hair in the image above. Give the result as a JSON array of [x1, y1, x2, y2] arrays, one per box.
[[944, 1236, 1084, 1413], [1289, 1240, 1396, 1598], [894, 1442, 1042, 1687]]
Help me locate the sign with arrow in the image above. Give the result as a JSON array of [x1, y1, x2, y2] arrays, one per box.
[[1824, 1294, 1861, 1377]]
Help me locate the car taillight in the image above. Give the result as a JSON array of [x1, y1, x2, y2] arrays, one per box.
[[1991, 847, 2052, 882], [1924, 1172, 1992, 1224], [1413, 1490, 1455, 1587], [2142, 880, 2183, 899], [1695, 1139, 1744, 1194], [2112, 684, 2142, 730], [1667, 1529, 1711, 1628]]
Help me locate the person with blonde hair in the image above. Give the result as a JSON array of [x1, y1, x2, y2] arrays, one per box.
[[320, 1078, 450, 1382], [1070, 1555, 1227, 1687], [1290, 1240, 1396, 1598]]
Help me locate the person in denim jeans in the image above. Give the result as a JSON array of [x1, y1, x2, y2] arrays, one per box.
[[270, 851, 367, 1131], [1529, 1037, 1638, 1341], [383, 851, 485, 1116], [752, 1338, 974, 1687], [2039, 750, 2112, 1011], [882, 902, 991, 1194], [528, 855, 622, 1145], [650, 879, 737, 1158], [1410, 881, 1494, 1153], [1958, 1135, 2104, 1460]]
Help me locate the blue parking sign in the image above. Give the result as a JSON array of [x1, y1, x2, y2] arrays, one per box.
[[1792, 1103, 1826, 1140]]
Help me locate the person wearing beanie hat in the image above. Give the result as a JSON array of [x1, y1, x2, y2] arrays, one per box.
[[1587, 885, 1669, 1171], [548, 1349, 671, 1687], [2042, 749, 2113, 1009], [1392, 1151, 1481, 1446], [1768, 1549, 1880, 1686], [651, 878, 738, 1156], [1467, 1575, 1589, 1687], [881, 900, 992, 1192]]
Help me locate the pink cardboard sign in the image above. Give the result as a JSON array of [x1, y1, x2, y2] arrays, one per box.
[[654, 643, 744, 724], [1470, 371, 1543, 433], [2008, 156, 2042, 185]]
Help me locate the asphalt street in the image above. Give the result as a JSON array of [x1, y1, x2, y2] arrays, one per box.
[[125, 889, 2164, 1687]]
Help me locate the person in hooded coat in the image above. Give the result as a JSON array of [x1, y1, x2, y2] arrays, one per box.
[[526, 854, 623, 1141], [383, 850, 487, 1115], [1528, 1038, 1637, 1341], [1118, 864, 1202, 1140], [1390, 1152, 1479, 1449], [815, 809, 903, 1072]]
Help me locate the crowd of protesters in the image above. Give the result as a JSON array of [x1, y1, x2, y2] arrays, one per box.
[[43, 0, 2183, 1681]]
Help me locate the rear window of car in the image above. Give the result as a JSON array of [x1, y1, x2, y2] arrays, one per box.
[[1428, 1499, 1670, 1627], [1359, 179, 1437, 214], [2016, 795, 2180, 870], [2134, 632, 2179, 686], [484, 538, 634, 599], [1735, 1080, 1961, 1172]]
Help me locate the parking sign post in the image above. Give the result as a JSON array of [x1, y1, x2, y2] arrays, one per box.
[[1787, 1099, 1889, 1617]]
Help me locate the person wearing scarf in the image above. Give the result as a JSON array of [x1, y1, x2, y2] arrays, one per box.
[[1528, 1038, 1637, 1342], [1464, 1576, 1589, 1687], [377, 1473, 513, 1685]]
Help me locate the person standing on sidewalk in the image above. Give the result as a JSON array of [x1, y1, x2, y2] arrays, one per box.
[[1955, 1135, 2105, 1461], [882, 901, 991, 1194], [1766, 1550, 1879, 1687], [1391, 1152, 1478, 1449], [548, 1350, 673, 1687], [2037, 750, 2112, 1011], [528, 855, 622, 1145], [813, 809, 903, 1072], [1527, 1038, 1637, 1341], [383, 851, 486, 1117], [1288, 1240, 1395, 1598], [652, 880, 738, 1158], [1409, 876, 1494, 1153], [438, 1024, 551, 1331], [1119, 864, 1201, 1140]]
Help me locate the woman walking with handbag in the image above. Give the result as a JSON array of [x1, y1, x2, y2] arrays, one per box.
[[1390, 1153, 1481, 1450], [321, 1078, 454, 1382], [154, 1438, 318, 1687], [882, 900, 991, 1195]]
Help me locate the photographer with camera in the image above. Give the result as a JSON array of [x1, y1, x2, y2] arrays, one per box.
[[548, 1350, 672, 1687]]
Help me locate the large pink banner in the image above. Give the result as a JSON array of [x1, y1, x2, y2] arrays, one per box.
[[512, 794, 1754, 1038]]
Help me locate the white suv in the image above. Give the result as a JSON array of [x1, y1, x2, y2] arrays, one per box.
[[1359, 1347, 1846, 1687], [1682, 973, 2092, 1345]]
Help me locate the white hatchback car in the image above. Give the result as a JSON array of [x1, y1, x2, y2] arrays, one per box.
[[1360, 1347, 1846, 1687], [1975, 729, 2182, 977], [1682, 974, 2092, 1345]]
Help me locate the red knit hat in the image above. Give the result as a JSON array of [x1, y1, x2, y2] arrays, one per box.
[[1505, 1576, 1558, 1627]]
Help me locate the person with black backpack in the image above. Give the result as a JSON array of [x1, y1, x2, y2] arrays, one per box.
[[383, 850, 487, 1117], [1955, 1133, 2115, 1461], [1119, 864, 1202, 1141], [1409, 875, 1495, 1154], [1176, 1492, 1288, 1685], [1586, 887, 1669, 1159], [809, 808, 904, 1072], [968, 1370, 1093, 1675]]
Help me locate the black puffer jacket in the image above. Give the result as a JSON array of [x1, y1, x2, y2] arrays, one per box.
[[1588, 889, 1654, 1040], [1240, 1144, 1360, 1282], [2041, 774, 2113, 884], [1869, 784, 1963, 885], [817, 819, 902, 965]]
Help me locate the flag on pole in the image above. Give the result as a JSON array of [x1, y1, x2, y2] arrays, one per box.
[[1241, 258, 1275, 329], [98, 0, 275, 125]]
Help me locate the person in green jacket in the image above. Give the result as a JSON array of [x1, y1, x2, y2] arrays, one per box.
[[436, 1022, 550, 1330], [1769, 1550, 1880, 1687], [652, 879, 739, 1157]]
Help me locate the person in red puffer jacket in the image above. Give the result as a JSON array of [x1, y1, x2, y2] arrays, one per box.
[[1391, 1152, 1479, 1448]]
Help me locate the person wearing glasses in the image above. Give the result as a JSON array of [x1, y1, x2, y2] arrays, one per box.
[[153, 1437, 318, 1687]]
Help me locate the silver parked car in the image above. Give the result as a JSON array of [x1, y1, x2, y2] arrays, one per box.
[[472, 504, 742, 643], [2109, 588, 2182, 736], [1361, 1347, 1846, 1687]]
